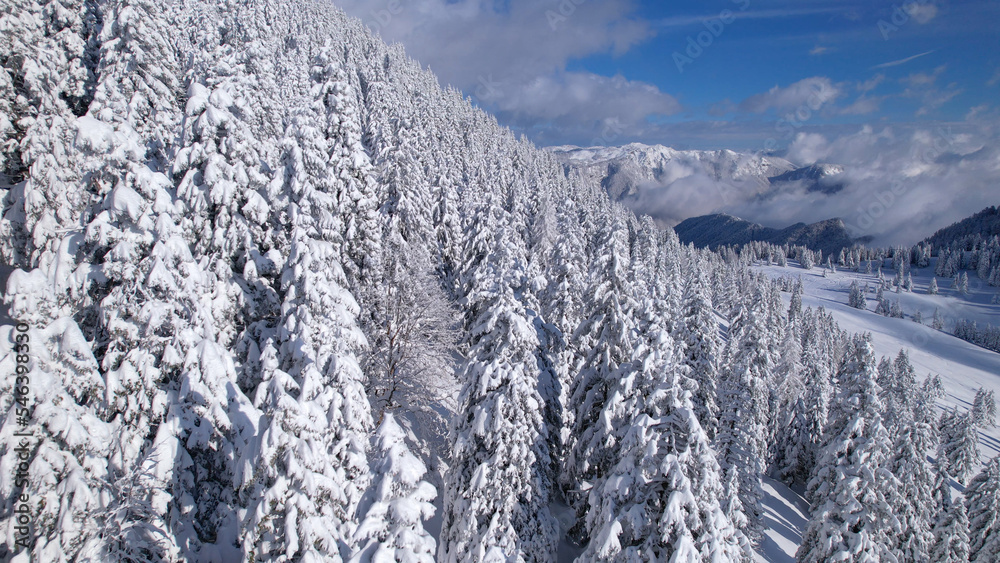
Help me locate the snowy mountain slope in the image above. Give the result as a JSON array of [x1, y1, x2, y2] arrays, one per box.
[[758, 261, 1000, 455], [751, 259, 1000, 562], [766, 163, 846, 195], [921, 205, 1000, 249], [674, 213, 863, 255]]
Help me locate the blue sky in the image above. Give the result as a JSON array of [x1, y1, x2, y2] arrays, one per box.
[[337, 0, 999, 151]]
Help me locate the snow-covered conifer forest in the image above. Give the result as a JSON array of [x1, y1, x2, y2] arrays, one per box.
[[0, 1, 998, 562]]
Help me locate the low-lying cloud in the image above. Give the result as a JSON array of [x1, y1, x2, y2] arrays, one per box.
[[627, 118, 1000, 247]]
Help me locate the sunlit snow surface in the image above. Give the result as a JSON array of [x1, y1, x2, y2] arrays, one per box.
[[756, 477, 810, 563], [754, 259, 1000, 561]]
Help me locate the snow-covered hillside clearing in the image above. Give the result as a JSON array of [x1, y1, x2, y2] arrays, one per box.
[[753, 258, 1000, 562]]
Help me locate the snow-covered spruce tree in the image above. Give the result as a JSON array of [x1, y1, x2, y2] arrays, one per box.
[[958, 272, 969, 295], [579, 301, 748, 562], [821, 334, 879, 450], [778, 312, 833, 486], [929, 464, 970, 563], [312, 45, 383, 289], [973, 387, 997, 428], [932, 308, 945, 330], [135, 35, 297, 559], [431, 157, 465, 288], [241, 113, 376, 562], [799, 334, 900, 563], [351, 413, 436, 563], [714, 291, 775, 544], [0, 0, 102, 266], [874, 285, 890, 316], [674, 271, 721, 440], [75, 0, 205, 502], [540, 199, 587, 419], [143, 338, 259, 560], [888, 421, 936, 562], [528, 198, 587, 474], [980, 251, 994, 281], [788, 278, 803, 322], [967, 455, 1000, 563], [0, 320, 119, 561], [937, 409, 980, 486], [1, 1, 197, 559], [928, 277, 939, 295], [563, 218, 639, 530], [848, 280, 866, 310], [913, 374, 945, 431], [439, 230, 559, 563], [374, 110, 433, 248], [81, 165, 211, 561], [169, 77, 270, 346], [799, 249, 814, 270], [455, 195, 505, 303], [770, 316, 804, 471], [88, 0, 182, 167], [0, 110, 94, 316], [889, 299, 903, 318], [878, 349, 918, 432], [628, 215, 660, 297]]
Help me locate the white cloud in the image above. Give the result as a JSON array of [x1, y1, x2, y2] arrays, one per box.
[[871, 50, 935, 69], [494, 72, 680, 124], [966, 104, 990, 121], [785, 133, 830, 165], [902, 65, 946, 87], [857, 74, 885, 93], [905, 2, 939, 24], [740, 77, 842, 115], [732, 122, 1000, 245], [840, 96, 883, 116], [335, 0, 675, 141], [655, 7, 845, 30], [914, 87, 962, 116], [898, 66, 962, 116]]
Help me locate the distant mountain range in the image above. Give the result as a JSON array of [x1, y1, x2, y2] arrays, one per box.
[[548, 143, 861, 253], [767, 163, 846, 195], [548, 143, 848, 202], [673, 213, 870, 256]]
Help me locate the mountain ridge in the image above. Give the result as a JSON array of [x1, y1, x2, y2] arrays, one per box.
[[920, 205, 1000, 249], [549, 143, 797, 200], [548, 143, 850, 203], [673, 212, 869, 255]]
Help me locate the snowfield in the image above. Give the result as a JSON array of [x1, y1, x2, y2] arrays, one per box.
[[754, 259, 1000, 561]]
